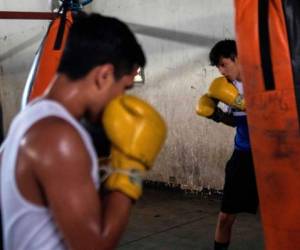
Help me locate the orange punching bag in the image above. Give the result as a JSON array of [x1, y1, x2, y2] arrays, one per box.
[[21, 6, 111, 158], [235, 0, 300, 249], [21, 11, 73, 107], [22, 1, 94, 106]]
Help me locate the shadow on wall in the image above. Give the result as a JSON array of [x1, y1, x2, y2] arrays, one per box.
[[0, 31, 45, 135], [128, 22, 223, 47], [0, 32, 43, 62]]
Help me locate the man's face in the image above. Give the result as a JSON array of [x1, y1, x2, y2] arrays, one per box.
[[88, 66, 139, 123], [216, 56, 241, 82], [98, 67, 139, 114], [108, 67, 139, 100]]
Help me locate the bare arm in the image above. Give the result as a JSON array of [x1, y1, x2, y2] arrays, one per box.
[[31, 119, 132, 250]]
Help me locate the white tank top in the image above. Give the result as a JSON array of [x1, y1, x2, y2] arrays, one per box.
[[226, 80, 246, 117], [0, 99, 100, 250]]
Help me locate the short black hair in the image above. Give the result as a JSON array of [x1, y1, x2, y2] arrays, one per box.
[[57, 12, 146, 80], [209, 39, 237, 66]]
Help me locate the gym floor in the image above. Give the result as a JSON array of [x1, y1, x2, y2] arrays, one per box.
[[118, 187, 264, 250]]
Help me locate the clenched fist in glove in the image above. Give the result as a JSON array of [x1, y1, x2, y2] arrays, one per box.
[[102, 95, 167, 200], [207, 76, 245, 110], [196, 94, 217, 117], [196, 94, 225, 122]]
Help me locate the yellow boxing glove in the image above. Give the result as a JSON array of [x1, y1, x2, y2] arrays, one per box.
[[102, 95, 167, 200], [207, 76, 245, 110], [196, 94, 217, 117]]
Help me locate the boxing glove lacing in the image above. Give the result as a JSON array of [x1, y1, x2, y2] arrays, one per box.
[[98, 165, 144, 186]]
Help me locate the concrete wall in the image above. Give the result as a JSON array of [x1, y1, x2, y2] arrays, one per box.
[[92, 0, 235, 190], [0, 0, 235, 190], [0, 1, 50, 133]]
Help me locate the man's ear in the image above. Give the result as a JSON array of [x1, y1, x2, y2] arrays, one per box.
[[94, 64, 114, 89]]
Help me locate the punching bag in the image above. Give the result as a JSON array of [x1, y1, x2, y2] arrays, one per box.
[[235, 0, 300, 249], [21, 11, 73, 106], [21, 9, 111, 158]]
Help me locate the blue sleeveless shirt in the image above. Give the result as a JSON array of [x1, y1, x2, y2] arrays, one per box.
[[228, 80, 251, 151]]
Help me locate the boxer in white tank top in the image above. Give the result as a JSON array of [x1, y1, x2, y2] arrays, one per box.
[[0, 12, 167, 250], [1, 99, 99, 249]]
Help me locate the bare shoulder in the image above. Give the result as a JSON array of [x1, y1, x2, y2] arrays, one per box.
[[21, 116, 91, 177]]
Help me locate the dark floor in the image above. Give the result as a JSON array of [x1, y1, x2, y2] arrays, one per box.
[[118, 188, 264, 250]]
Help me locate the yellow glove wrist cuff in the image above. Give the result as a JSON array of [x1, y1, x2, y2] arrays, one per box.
[[105, 171, 143, 200], [101, 148, 146, 200]]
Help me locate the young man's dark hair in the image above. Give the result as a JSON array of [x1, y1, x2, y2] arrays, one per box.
[[58, 12, 146, 80], [209, 39, 237, 66]]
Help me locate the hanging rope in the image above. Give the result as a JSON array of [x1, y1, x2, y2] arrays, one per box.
[[58, 0, 93, 12]]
